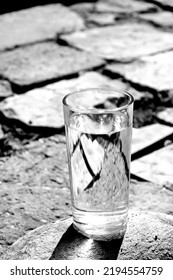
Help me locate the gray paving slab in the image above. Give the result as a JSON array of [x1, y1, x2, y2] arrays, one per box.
[[0, 80, 13, 98], [157, 108, 173, 124], [132, 123, 173, 154], [131, 143, 173, 185], [106, 51, 173, 96], [61, 22, 173, 61], [0, 42, 103, 87], [0, 72, 149, 128], [136, 11, 173, 28], [0, 4, 84, 51], [96, 0, 156, 13]]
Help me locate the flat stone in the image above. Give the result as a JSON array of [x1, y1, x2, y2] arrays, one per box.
[[0, 80, 12, 99], [86, 12, 116, 26], [96, 0, 156, 14], [0, 4, 84, 51], [0, 42, 103, 87], [137, 11, 173, 28], [106, 51, 173, 98], [0, 135, 71, 255], [131, 144, 173, 185], [1, 211, 173, 259], [61, 22, 173, 61], [157, 108, 173, 125], [129, 180, 173, 215], [0, 72, 145, 128], [132, 123, 173, 154]]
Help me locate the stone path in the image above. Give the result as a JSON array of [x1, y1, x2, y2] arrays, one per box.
[[0, 0, 173, 258]]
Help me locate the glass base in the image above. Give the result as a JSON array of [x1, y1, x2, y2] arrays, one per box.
[[73, 208, 128, 241]]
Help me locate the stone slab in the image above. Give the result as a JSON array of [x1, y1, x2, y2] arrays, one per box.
[[150, 0, 173, 9], [1, 211, 173, 260], [106, 51, 173, 96], [0, 4, 84, 51], [132, 123, 173, 154], [0, 135, 71, 252], [137, 11, 173, 28], [96, 0, 156, 14], [0, 130, 172, 256], [129, 180, 173, 215], [61, 22, 173, 61], [71, 2, 117, 27], [131, 143, 173, 185], [157, 108, 173, 125], [0, 72, 146, 128], [0, 80, 12, 99], [0, 42, 103, 87]]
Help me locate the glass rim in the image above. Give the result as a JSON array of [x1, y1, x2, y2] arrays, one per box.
[[62, 87, 134, 114]]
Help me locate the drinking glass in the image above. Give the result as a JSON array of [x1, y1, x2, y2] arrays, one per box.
[[63, 88, 134, 240]]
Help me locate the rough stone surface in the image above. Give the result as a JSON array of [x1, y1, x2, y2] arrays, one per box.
[[132, 123, 173, 154], [96, 0, 156, 14], [0, 80, 13, 99], [137, 11, 173, 28], [129, 180, 173, 215], [0, 42, 103, 87], [0, 135, 71, 255], [131, 144, 173, 185], [0, 4, 84, 51], [0, 72, 145, 128], [61, 22, 173, 61], [106, 51, 173, 96], [157, 108, 173, 125], [1, 211, 173, 260]]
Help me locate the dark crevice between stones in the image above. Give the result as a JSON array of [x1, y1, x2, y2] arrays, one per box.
[[102, 68, 173, 127], [145, 0, 173, 12], [131, 132, 173, 161], [0, 38, 56, 54], [10, 73, 80, 94], [130, 174, 149, 182], [0, 112, 65, 157]]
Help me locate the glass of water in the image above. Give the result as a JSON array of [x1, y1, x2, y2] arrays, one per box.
[[63, 88, 134, 241]]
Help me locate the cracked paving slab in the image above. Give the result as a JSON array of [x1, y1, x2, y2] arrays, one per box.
[[132, 123, 173, 154], [131, 143, 173, 185], [0, 4, 84, 51], [106, 50, 173, 101], [60, 22, 173, 61], [0, 42, 103, 87], [0, 71, 149, 128]]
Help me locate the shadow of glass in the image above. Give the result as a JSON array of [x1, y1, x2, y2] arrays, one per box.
[[50, 223, 124, 260]]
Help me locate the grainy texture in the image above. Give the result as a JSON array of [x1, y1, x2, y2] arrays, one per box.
[[0, 42, 103, 87], [0, 72, 144, 128], [0, 4, 84, 51], [61, 22, 173, 61], [106, 52, 173, 97], [1, 211, 173, 260]]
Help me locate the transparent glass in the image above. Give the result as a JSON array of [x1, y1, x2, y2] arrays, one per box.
[[63, 88, 134, 241]]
